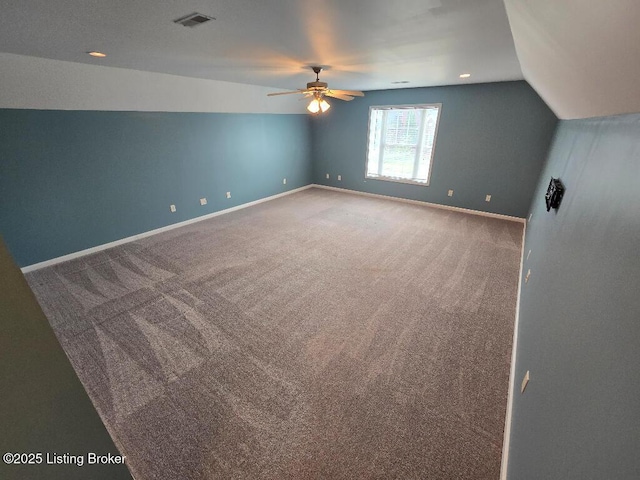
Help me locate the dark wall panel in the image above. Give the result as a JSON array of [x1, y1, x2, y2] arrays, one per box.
[[0, 237, 132, 480]]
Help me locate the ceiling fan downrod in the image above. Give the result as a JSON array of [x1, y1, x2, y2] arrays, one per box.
[[307, 66, 328, 91]]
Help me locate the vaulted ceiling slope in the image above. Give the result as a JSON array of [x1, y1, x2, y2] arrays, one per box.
[[504, 0, 640, 119]]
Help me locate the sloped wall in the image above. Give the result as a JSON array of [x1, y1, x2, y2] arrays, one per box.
[[507, 113, 640, 479]]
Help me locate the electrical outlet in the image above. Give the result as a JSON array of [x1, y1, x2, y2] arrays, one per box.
[[338, 175, 342, 181], [485, 194, 491, 202], [283, 178, 287, 185], [226, 192, 231, 199], [170, 205, 176, 213], [448, 189, 454, 197], [200, 198, 207, 206], [326, 173, 330, 179], [521, 370, 530, 393]]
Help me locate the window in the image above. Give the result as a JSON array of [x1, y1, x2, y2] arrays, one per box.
[[365, 104, 441, 186]]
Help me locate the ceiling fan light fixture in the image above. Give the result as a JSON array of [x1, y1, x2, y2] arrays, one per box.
[[307, 98, 321, 114], [307, 97, 330, 114], [268, 66, 362, 112]]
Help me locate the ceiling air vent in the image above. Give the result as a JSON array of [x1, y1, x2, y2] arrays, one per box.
[[174, 12, 215, 28]]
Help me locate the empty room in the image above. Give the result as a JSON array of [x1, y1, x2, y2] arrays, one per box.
[[2, 1, 640, 479]]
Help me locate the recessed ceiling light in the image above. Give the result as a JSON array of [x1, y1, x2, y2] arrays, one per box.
[[459, 73, 471, 79], [88, 51, 107, 58]]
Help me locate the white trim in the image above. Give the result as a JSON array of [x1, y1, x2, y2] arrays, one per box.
[[20, 185, 313, 273], [21, 183, 523, 273], [363, 176, 431, 187], [499, 219, 527, 479], [312, 184, 526, 223]]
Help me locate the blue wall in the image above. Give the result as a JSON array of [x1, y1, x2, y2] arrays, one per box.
[[311, 81, 557, 218], [1, 82, 557, 267], [508, 114, 640, 479], [0, 110, 312, 267]]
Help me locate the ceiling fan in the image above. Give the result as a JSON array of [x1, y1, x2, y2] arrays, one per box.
[[267, 66, 364, 114]]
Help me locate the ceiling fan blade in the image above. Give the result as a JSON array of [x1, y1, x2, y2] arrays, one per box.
[[267, 90, 306, 97], [326, 91, 354, 101], [330, 89, 364, 97]]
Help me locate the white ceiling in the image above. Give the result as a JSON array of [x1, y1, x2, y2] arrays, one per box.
[[2, 0, 639, 119], [0, 0, 523, 92]]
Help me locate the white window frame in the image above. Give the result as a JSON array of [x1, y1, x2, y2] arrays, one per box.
[[364, 103, 442, 186]]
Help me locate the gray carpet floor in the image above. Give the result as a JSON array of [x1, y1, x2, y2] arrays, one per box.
[[26, 188, 523, 479]]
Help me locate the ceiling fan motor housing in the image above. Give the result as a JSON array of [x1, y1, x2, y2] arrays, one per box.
[[307, 80, 328, 91]]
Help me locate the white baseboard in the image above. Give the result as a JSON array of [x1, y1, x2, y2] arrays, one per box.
[[499, 219, 527, 480], [21, 183, 523, 273], [21, 185, 313, 273], [312, 184, 526, 223]]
